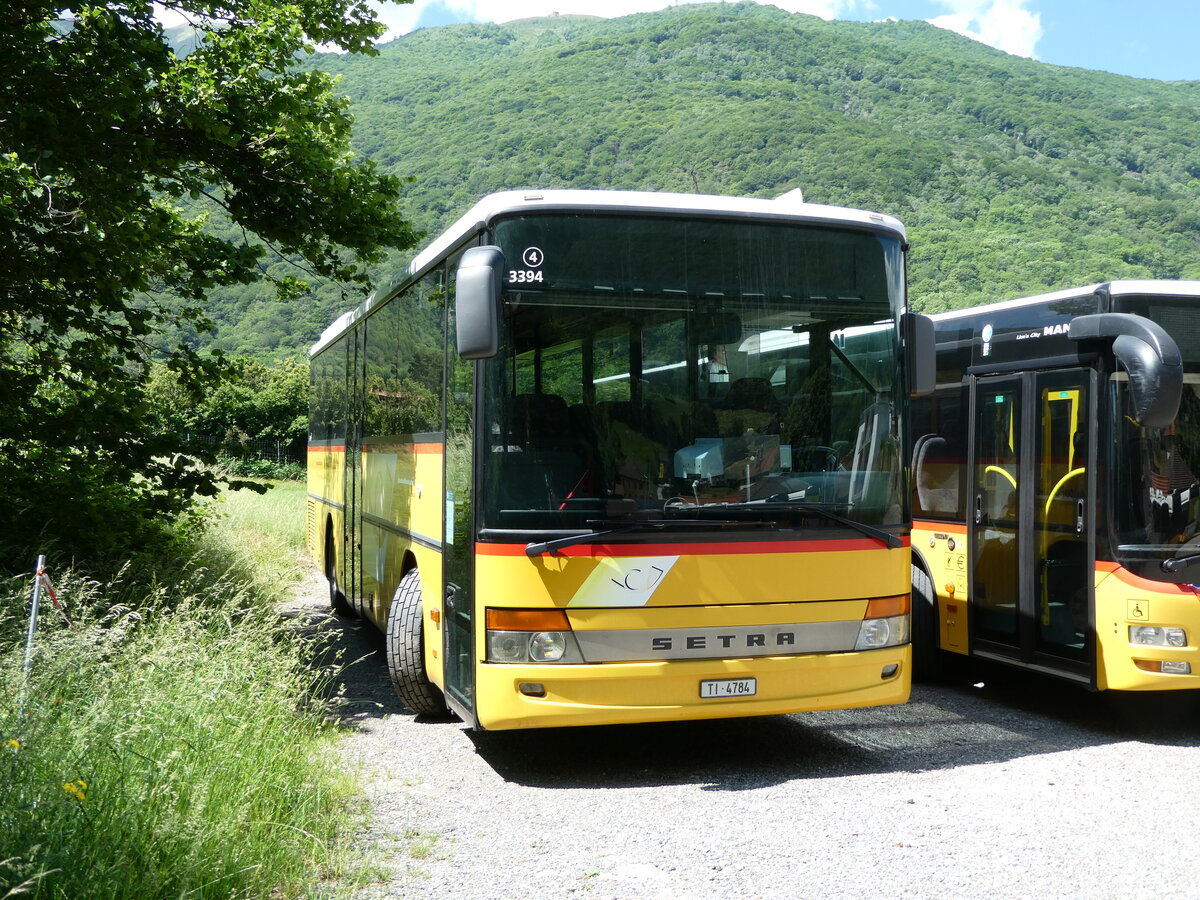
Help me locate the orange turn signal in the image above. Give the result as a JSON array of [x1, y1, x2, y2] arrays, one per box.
[[866, 594, 910, 618], [485, 608, 572, 632]]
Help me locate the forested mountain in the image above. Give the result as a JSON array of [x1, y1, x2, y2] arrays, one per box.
[[196, 2, 1200, 359]]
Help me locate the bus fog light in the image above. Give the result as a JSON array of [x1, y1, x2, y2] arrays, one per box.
[[1162, 660, 1191, 674], [529, 631, 568, 662], [488, 631, 528, 663]]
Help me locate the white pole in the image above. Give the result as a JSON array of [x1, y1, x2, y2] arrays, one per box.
[[22, 554, 46, 681], [20, 554, 46, 716]]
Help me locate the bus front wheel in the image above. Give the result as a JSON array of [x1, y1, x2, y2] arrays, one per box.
[[326, 533, 356, 618], [386, 569, 448, 716], [912, 563, 945, 682]]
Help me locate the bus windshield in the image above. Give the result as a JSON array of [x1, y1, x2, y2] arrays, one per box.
[[1112, 295, 1200, 573], [480, 213, 906, 534]]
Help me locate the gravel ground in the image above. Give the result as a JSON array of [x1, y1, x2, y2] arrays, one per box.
[[284, 570, 1200, 900]]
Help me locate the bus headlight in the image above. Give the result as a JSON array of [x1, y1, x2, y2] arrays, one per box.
[[854, 595, 911, 651], [1129, 625, 1187, 647], [855, 615, 911, 650], [487, 630, 583, 663], [529, 631, 568, 662], [485, 608, 584, 664], [488, 632, 529, 663]]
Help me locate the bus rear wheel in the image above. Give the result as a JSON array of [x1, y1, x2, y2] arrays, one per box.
[[386, 569, 448, 716]]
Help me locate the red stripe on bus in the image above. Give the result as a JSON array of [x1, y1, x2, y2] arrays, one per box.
[[476, 536, 908, 557]]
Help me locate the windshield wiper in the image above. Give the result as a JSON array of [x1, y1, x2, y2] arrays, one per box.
[[795, 504, 902, 549], [525, 518, 740, 557], [1162, 554, 1200, 574], [689, 501, 902, 549]]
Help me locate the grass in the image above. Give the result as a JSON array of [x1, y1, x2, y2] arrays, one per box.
[[0, 482, 365, 899], [402, 830, 439, 860], [200, 480, 310, 604]]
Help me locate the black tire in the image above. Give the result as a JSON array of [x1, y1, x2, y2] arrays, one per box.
[[911, 563, 944, 682], [326, 533, 356, 618], [386, 569, 448, 716]]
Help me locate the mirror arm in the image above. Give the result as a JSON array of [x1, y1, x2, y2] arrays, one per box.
[[1069, 313, 1182, 429]]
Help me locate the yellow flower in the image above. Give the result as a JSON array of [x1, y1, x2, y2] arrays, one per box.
[[62, 780, 88, 801], [5, 739, 18, 751]]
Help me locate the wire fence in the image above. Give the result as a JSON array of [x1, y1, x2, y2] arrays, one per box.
[[186, 434, 306, 464]]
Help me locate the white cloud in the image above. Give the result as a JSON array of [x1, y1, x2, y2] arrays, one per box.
[[927, 0, 1043, 59]]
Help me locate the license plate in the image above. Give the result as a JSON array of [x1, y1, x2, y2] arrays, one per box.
[[699, 677, 757, 699]]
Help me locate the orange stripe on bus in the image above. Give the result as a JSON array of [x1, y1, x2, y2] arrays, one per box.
[[358, 443, 445, 453], [309, 443, 444, 453], [912, 519, 968, 535], [1100, 561, 1194, 594]]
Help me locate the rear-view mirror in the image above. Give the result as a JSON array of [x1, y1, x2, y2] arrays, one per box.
[[455, 245, 504, 360]]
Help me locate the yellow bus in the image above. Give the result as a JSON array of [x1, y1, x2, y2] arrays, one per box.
[[308, 189, 934, 730], [910, 280, 1200, 692]]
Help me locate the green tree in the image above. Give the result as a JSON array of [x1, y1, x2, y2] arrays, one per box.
[[0, 1, 416, 558], [146, 356, 309, 446]]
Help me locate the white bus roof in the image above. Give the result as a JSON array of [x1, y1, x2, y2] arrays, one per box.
[[931, 280, 1200, 323], [408, 189, 906, 276], [311, 189, 906, 356]]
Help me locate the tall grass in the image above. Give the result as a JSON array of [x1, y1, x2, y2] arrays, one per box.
[[0, 483, 360, 899], [200, 480, 310, 605]]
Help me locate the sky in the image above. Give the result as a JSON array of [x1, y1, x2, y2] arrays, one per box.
[[371, 0, 1200, 82]]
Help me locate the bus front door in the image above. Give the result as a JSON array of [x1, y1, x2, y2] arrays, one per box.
[[441, 304, 477, 724], [343, 326, 365, 615], [969, 370, 1093, 680]]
